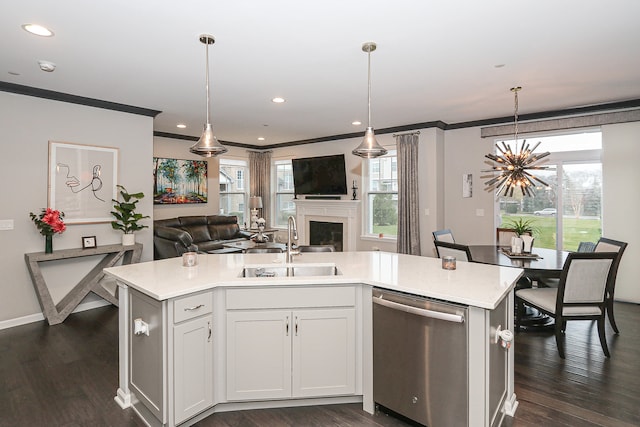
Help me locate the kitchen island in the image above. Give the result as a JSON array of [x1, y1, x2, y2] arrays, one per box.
[[104, 251, 523, 427]]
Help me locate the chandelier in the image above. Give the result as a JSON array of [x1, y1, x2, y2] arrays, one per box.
[[190, 34, 228, 157], [484, 87, 550, 197]]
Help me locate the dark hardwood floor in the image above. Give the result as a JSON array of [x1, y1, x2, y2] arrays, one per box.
[[1, 302, 638, 426]]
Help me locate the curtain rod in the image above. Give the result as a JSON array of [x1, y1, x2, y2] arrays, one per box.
[[392, 131, 420, 137]]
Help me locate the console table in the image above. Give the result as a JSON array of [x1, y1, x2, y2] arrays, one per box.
[[25, 243, 143, 325]]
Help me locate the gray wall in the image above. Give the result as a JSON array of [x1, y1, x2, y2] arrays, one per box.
[[0, 92, 153, 327]]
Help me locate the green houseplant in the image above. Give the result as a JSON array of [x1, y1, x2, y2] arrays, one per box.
[[111, 185, 149, 245], [504, 217, 539, 236]]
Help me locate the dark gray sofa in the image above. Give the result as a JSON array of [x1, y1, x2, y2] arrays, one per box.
[[153, 215, 251, 259]]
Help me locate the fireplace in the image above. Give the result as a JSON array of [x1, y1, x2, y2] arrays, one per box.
[[309, 221, 343, 252], [294, 199, 360, 252]]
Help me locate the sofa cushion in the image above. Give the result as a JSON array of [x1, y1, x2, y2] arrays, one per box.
[[178, 216, 211, 243], [208, 215, 240, 240]]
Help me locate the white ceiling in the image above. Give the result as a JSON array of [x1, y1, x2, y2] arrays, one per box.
[[3, 0, 640, 147]]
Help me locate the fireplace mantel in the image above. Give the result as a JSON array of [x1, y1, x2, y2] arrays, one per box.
[[294, 199, 360, 252]]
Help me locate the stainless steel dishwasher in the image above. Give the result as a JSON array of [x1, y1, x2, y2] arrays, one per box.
[[373, 288, 468, 426]]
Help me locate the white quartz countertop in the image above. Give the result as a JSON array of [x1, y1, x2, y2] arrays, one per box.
[[104, 251, 523, 310]]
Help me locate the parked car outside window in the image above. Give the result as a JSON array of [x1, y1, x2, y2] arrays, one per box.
[[534, 208, 557, 216]]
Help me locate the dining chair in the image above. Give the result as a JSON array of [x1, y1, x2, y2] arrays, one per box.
[[577, 241, 597, 253], [594, 237, 628, 334], [432, 229, 455, 243], [515, 252, 618, 359], [297, 245, 335, 252], [496, 228, 518, 247], [433, 240, 472, 261], [245, 247, 284, 254]]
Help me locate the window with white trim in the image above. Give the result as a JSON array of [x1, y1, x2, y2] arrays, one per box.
[[220, 158, 249, 227], [365, 150, 398, 238], [274, 160, 295, 228]]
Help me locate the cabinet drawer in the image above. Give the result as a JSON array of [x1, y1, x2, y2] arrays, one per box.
[[173, 291, 213, 323], [226, 286, 356, 310]]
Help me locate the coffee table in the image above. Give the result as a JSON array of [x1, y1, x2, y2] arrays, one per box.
[[222, 240, 286, 253]]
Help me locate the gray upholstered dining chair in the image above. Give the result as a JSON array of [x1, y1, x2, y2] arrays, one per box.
[[594, 237, 628, 333], [245, 247, 284, 254], [496, 228, 518, 247], [297, 245, 335, 253], [432, 229, 455, 243], [433, 240, 472, 261], [515, 252, 618, 359]]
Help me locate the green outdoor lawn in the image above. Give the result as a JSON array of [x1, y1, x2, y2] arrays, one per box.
[[502, 214, 602, 251]]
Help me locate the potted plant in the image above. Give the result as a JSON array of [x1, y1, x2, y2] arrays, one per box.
[[504, 217, 538, 253], [504, 217, 538, 236], [111, 185, 149, 245]]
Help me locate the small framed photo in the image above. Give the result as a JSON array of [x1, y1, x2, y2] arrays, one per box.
[[82, 236, 97, 249]]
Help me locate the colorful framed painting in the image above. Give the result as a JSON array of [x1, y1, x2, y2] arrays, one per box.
[[153, 157, 208, 204], [48, 141, 119, 224]]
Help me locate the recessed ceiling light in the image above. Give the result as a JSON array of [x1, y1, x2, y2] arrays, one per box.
[[272, 97, 285, 103], [22, 24, 54, 37], [352, 121, 362, 126], [258, 137, 265, 141], [176, 123, 186, 129], [38, 60, 56, 72]]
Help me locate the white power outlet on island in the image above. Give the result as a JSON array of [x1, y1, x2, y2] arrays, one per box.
[[0, 219, 14, 230]]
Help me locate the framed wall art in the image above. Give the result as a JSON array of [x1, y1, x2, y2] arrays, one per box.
[[48, 141, 119, 224], [153, 157, 208, 204]]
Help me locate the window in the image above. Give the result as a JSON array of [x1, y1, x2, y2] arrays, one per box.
[[274, 160, 295, 228], [236, 170, 244, 190], [220, 159, 249, 227], [496, 130, 602, 251], [365, 150, 398, 238]]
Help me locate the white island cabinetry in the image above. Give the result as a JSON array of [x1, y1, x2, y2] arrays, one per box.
[[107, 251, 523, 427], [226, 286, 357, 401]]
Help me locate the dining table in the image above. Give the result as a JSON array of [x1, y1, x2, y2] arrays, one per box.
[[469, 245, 570, 282], [468, 245, 571, 329]]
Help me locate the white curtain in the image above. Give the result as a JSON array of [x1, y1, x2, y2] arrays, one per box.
[[249, 150, 272, 226], [396, 133, 421, 255]]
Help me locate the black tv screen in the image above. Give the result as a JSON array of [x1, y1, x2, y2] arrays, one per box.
[[292, 154, 348, 195]]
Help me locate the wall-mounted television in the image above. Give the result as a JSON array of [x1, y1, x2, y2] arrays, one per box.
[[292, 154, 348, 196]]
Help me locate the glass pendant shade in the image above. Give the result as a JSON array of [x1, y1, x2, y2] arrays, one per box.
[[352, 127, 387, 158], [189, 34, 227, 157]]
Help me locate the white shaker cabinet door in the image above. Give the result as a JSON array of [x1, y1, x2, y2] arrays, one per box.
[[173, 316, 213, 425], [292, 308, 356, 397], [226, 310, 292, 401]]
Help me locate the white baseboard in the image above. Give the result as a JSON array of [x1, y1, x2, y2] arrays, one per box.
[[0, 299, 113, 331]]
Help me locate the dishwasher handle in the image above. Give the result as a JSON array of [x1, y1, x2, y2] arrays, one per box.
[[373, 295, 465, 323]]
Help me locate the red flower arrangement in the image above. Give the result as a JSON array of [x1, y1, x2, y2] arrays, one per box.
[[30, 208, 66, 236]]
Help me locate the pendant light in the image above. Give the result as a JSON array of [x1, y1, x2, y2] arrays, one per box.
[[190, 34, 228, 157], [483, 87, 551, 197], [352, 42, 387, 159]]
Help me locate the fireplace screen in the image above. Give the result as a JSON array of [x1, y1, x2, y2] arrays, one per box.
[[309, 221, 343, 252]]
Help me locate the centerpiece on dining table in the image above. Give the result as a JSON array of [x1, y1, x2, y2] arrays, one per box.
[[503, 217, 538, 255]]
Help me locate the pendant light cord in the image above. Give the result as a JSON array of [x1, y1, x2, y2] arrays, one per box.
[[512, 86, 521, 145], [367, 50, 372, 127], [205, 39, 210, 126]]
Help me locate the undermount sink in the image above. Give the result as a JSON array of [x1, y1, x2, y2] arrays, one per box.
[[240, 263, 340, 278]]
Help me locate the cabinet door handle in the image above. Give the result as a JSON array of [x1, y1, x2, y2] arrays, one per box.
[[184, 304, 204, 311], [207, 321, 212, 342], [295, 316, 299, 336], [286, 316, 289, 336]]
